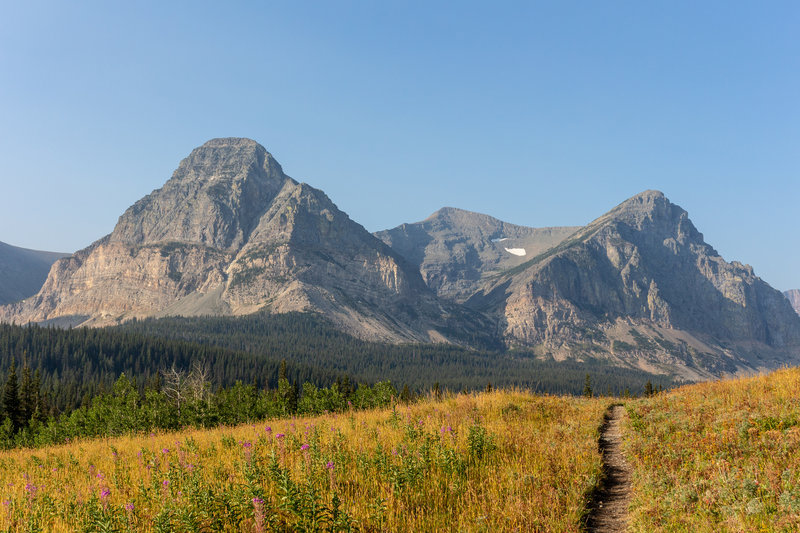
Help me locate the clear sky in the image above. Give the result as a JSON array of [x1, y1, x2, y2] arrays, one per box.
[[0, 1, 797, 290]]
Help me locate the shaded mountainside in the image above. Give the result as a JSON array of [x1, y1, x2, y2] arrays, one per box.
[[785, 289, 800, 315], [0, 138, 492, 345], [464, 191, 800, 379], [0, 241, 67, 305], [375, 207, 578, 302]]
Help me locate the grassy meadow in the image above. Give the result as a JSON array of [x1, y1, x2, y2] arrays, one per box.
[[0, 390, 606, 532], [623, 367, 800, 531]]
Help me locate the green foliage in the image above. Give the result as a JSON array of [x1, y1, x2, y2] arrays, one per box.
[[0, 367, 397, 450]]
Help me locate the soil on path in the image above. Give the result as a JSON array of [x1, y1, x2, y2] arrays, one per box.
[[585, 404, 632, 532]]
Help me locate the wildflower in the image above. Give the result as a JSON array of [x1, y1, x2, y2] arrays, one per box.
[[162, 448, 170, 454], [276, 433, 285, 439], [326, 461, 335, 470], [162, 480, 169, 487], [125, 502, 135, 511], [301, 444, 310, 451], [252, 497, 265, 533], [100, 487, 111, 508], [265, 426, 272, 433], [1, 501, 9, 506], [242, 441, 252, 449]]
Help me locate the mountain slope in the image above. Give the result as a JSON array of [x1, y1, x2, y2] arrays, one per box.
[[785, 289, 800, 315], [0, 138, 490, 344], [376, 207, 578, 302], [464, 190, 800, 378], [0, 241, 67, 305]]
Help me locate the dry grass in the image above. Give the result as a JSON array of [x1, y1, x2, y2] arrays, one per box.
[[0, 390, 607, 532], [623, 367, 800, 532]]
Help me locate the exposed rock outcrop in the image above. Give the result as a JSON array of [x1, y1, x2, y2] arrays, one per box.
[[0, 138, 491, 344], [463, 191, 800, 378], [785, 290, 800, 315], [376, 207, 578, 302]]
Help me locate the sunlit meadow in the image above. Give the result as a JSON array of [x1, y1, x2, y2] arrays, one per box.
[[623, 367, 800, 531], [0, 390, 606, 532]]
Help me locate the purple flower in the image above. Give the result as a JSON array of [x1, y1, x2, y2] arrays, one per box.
[[276, 433, 285, 439], [300, 444, 310, 451], [125, 502, 135, 511], [242, 441, 252, 449], [265, 426, 272, 433], [162, 480, 169, 487], [162, 448, 170, 454], [100, 488, 111, 499], [325, 461, 334, 470], [252, 497, 264, 505]]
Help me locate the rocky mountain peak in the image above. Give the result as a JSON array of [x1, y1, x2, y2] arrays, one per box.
[[109, 138, 291, 250], [586, 190, 704, 250]]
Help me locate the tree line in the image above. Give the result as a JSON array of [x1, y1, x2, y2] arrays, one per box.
[[0, 358, 396, 450]]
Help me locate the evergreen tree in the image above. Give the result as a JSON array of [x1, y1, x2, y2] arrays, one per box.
[[583, 373, 593, 398], [19, 364, 34, 423], [644, 380, 654, 397], [2, 361, 21, 431]]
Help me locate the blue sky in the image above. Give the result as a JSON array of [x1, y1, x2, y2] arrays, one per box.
[[0, 1, 797, 290]]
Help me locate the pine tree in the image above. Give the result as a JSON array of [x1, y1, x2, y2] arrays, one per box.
[[19, 364, 34, 423], [583, 374, 593, 398], [644, 380, 654, 397], [3, 361, 21, 431]]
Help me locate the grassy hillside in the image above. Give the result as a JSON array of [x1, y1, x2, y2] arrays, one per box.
[[0, 390, 606, 532], [4, 367, 799, 531], [624, 367, 800, 531]]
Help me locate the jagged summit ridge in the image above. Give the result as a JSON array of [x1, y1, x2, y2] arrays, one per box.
[[459, 189, 800, 378], [110, 138, 289, 250], [0, 139, 490, 345]]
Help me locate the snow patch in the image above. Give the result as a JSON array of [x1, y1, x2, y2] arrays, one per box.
[[504, 247, 526, 256], [491, 238, 509, 243]]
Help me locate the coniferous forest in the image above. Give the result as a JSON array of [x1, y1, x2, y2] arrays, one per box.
[[0, 312, 673, 449]]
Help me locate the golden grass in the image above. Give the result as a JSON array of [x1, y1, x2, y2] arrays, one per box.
[[0, 390, 607, 532], [623, 367, 800, 532]]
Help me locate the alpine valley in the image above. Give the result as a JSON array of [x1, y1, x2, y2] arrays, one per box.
[[2, 138, 799, 382]]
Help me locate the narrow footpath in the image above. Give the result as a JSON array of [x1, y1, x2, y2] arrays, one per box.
[[585, 405, 632, 532]]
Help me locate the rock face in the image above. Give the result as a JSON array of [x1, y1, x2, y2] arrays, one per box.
[[0, 138, 489, 344], [786, 290, 800, 315], [376, 208, 578, 302], [462, 191, 800, 378], [3, 139, 797, 380], [380, 191, 800, 379], [0, 242, 67, 305]]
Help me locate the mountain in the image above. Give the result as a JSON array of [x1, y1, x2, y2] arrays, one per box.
[[375, 207, 578, 302], [380, 191, 800, 380], [462, 191, 800, 379], [786, 290, 800, 315], [0, 138, 490, 344], [0, 241, 67, 305]]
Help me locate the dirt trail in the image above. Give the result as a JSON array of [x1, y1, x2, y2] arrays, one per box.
[[585, 405, 632, 532]]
